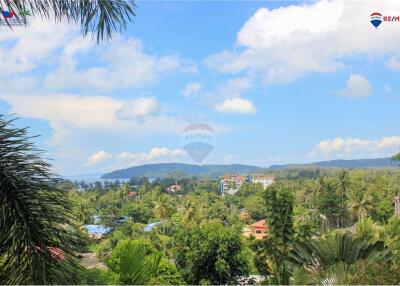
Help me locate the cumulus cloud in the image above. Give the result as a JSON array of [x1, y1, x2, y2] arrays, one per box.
[[206, 0, 400, 84], [1, 94, 120, 128], [86, 147, 185, 169], [310, 136, 400, 159], [186, 77, 253, 109], [181, 82, 202, 98], [214, 98, 256, 114], [44, 38, 194, 91], [112, 147, 186, 168], [87, 150, 112, 166], [115, 97, 161, 120], [0, 19, 75, 76], [338, 74, 372, 98], [0, 93, 185, 155]]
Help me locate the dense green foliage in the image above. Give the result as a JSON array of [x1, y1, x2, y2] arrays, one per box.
[[0, 118, 83, 284], [67, 165, 400, 285], [175, 222, 249, 284], [2, 118, 400, 284]]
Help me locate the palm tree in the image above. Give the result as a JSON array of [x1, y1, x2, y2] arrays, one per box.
[[0, 117, 84, 284], [108, 241, 163, 285], [181, 198, 197, 229], [1, 0, 135, 41], [348, 188, 372, 220], [337, 170, 350, 205], [290, 232, 390, 285], [154, 196, 171, 221], [118, 183, 130, 203], [77, 202, 91, 225]]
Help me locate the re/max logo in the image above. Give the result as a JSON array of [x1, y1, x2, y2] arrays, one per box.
[[370, 12, 400, 28], [383, 15, 400, 22]]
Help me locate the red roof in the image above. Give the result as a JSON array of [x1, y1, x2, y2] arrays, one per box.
[[47, 246, 64, 260], [251, 219, 267, 229]]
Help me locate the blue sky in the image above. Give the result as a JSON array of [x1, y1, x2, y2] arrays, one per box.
[[1, 0, 400, 175]]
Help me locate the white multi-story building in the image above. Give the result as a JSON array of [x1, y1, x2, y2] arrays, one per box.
[[220, 174, 275, 195], [220, 174, 247, 195], [248, 175, 275, 190]]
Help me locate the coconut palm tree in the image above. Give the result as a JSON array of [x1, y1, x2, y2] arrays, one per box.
[[348, 188, 372, 220], [0, 117, 84, 284], [118, 183, 130, 203], [154, 196, 171, 221], [337, 170, 350, 205], [181, 198, 197, 229], [154, 196, 171, 234], [0, 0, 135, 41]]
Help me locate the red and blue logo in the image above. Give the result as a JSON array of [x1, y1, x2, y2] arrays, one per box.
[[370, 12, 382, 28]]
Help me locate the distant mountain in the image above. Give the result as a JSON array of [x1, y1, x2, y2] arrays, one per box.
[[101, 158, 398, 179], [101, 163, 263, 179], [269, 157, 398, 170]]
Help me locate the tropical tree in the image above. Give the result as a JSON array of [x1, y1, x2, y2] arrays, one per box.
[[290, 232, 390, 285], [0, 0, 135, 41], [256, 186, 294, 284], [337, 170, 351, 205], [107, 238, 184, 285], [175, 222, 249, 285], [181, 198, 197, 229], [108, 240, 163, 285], [392, 152, 400, 164], [0, 117, 83, 284], [118, 183, 130, 203], [154, 195, 171, 221], [348, 187, 372, 220]]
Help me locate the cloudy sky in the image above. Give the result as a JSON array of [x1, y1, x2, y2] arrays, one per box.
[[1, 0, 400, 175]]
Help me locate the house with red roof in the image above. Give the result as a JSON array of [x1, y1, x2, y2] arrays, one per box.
[[243, 219, 268, 239]]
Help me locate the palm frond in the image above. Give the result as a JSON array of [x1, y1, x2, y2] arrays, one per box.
[[0, 116, 84, 284], [0, 0, 136, 42]]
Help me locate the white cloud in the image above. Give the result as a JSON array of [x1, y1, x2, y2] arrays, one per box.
[[181, 82, 202, 98], [214, 98, 256, 114], [206, 0, 400, 84], [338, 74, 372, 98], [115, 97, 161, 120], [85, 147, 185, 169], [0, 93, 185, 154], [44, 38, 194, 91], [310, 136, 400, 159], [1, 94, 121, 129], [185, 78, 254, 110], [0, 19, 75, 76], [113, 147, 186, 168], [87, 150, 112, 166], [386, 56, 400, 71]]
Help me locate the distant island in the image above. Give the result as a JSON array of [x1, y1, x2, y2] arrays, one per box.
[[101, 157, 398, 179]]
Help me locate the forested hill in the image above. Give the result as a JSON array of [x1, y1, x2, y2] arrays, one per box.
[[101, 157, 398, 179], [101, 163, 263, 179], [269, 157, 398, 170]]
